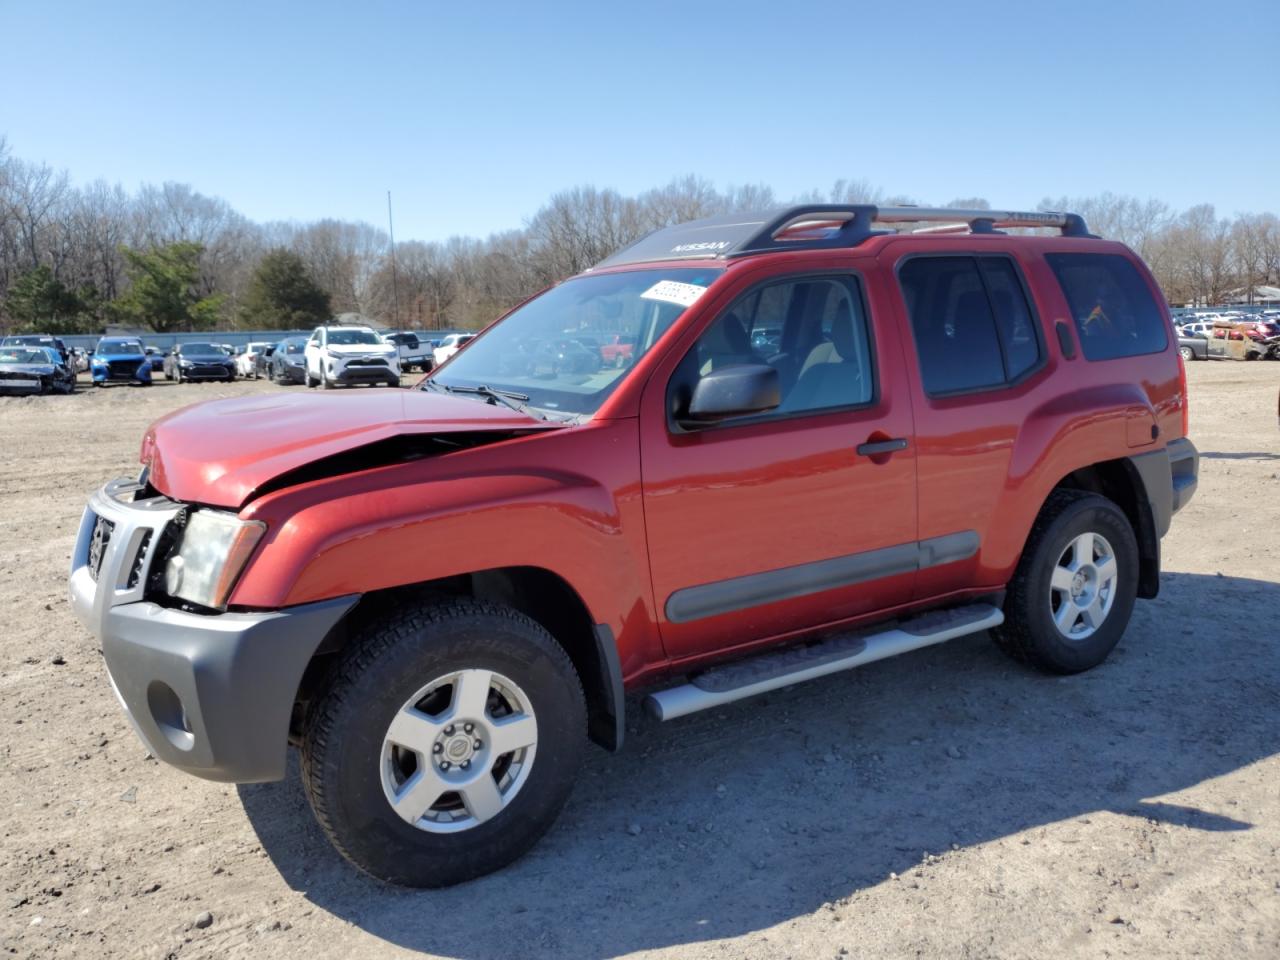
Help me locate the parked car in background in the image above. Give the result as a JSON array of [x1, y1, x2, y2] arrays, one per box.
[[383, 331, 433, 372], [0, 345, 76, 395], [1179, 321, 1214, 340], [1177, 332, 1225, 361], [68, 347, 89, 372], [432, 333, 475, 366], [143, 346, 166, 373], [254, 344, 277, 378], [269, 337, 308, 384], [235, 342, 275, 379], [750, 326, 784, 354], [163, 342, 237, 382], [597, 333, 637, 367], [91, 338, 152, 386], [1, 334, 70, 366], [304, 324, 400, 388], [1211, 319, 1280, 360]]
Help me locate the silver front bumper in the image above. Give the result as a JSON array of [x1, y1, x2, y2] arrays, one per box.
[[70, 479, 356, 782]]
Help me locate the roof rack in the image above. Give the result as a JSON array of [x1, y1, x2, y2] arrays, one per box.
[[590, 204, 1096, 269]]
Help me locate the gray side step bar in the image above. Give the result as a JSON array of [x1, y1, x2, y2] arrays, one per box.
[[645, 603, 1004, 721]]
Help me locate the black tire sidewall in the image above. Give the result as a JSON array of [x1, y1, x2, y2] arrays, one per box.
[[1020, 497, 1139, 673], [303, 606, 587, 887]]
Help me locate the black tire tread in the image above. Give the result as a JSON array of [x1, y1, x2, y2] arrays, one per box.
[[300, 597, 584, 885], [992, 488, 1109, 668]]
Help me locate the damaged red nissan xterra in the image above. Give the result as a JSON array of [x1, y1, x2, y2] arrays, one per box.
[[70, 205, 1198, 886]]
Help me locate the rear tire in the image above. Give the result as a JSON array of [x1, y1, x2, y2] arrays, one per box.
[[301, 599, 587, 887], [1178, 345, 1195, 361], [992, 490, 1139, 674]]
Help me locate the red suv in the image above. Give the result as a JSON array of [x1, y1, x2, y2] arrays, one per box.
[[70, 205, 1198, 886]]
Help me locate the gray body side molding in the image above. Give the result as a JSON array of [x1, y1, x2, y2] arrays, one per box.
[[665, 531, 980, 625]]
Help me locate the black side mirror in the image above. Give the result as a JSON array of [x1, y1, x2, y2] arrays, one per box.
[[683, 364, 781, 425]]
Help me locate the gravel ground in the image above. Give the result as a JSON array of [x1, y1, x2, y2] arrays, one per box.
[[1, 363, 1278, 960]]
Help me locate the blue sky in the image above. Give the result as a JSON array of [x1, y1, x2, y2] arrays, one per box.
[[2, 0, 1275, 243]]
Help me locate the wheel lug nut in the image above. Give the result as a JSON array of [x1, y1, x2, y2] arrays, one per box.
[[444, 725, 455, 736], [473, 739, 483, 749], [464, 722, 474, 734], [460, 760, 471, 769], [432, 743, 442, 754], [440, 760, 451, 771]]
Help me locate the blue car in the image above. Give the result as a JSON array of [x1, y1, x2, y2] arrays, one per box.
[[91, 338, 152, 386]]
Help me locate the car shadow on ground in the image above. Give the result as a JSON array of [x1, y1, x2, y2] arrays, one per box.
[[239, 572, 1279, 960]]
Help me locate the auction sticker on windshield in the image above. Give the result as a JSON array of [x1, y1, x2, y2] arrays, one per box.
[[640, 279, 708, 308]]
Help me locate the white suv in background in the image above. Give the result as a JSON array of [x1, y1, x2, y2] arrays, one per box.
[[432, 333, 475, 367], [304, 325, 401, 389], [235, 341, 275, 378]]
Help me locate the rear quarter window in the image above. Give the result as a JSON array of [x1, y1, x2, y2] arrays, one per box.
[[1046, 253, 1168, 361]]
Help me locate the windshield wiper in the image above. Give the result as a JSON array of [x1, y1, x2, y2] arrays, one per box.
[[434, 383, 544, 419]]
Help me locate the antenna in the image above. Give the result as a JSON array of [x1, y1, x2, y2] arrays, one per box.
[[386, 190, 400, 327]]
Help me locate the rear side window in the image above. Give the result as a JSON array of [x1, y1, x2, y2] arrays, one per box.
[[898, 256, 1043, 396], [1046, 253, 1168, 361]]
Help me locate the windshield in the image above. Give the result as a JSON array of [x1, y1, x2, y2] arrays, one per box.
[[181, 343, 223, 355], [429, 267, 723, 416], [0, 348, 52, 364], [328, 329, 384, 346], [99, 340, 143, 355], [283, 339, 306, 354]]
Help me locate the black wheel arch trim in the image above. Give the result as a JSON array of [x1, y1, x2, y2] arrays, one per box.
[[590, 624, 625, 752]]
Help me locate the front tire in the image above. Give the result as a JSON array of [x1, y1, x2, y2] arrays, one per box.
[[992, 490, 1139, 674], [301, 599, 587, 887]]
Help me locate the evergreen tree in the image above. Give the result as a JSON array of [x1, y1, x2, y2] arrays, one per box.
[[241, 248, 332, 328], [4, 266, 97, 333], [109, 242, 224, 332]]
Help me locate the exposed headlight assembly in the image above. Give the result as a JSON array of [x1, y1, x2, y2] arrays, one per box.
[[164, 510, 266, 610]]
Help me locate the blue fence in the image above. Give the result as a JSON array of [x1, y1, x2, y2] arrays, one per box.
[[45, 328, 471, 352]]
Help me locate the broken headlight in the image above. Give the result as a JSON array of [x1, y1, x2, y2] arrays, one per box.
[[163, 510, 266, 610]]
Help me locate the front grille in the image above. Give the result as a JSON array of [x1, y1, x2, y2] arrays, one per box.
[[107, 360, 142, 379], [345, 358, 389, 367], [88, 516, 115, 582], [186, 365, 228, 378], [127, 530, 153, 589]]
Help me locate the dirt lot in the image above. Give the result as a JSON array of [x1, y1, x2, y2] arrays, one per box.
[[1, 364, 1278, 960]]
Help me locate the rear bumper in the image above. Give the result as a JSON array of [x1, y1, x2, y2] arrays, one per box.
[[1129, 437, 1198, 539], [1167, 437, 1198, 515], [69, 478, 357, 782]]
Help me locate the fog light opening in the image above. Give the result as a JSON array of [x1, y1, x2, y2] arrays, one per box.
[[146, 681, 195, 751]]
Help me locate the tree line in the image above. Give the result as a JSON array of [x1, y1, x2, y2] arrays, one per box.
[[2, 137, 1277, 336]]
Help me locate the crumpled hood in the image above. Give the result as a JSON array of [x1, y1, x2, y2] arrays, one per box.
[[141, 389, 561, 508], [0, 363, 56, 374]]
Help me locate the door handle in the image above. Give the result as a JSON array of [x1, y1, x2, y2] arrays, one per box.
[[856, 438, 908, 457]]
